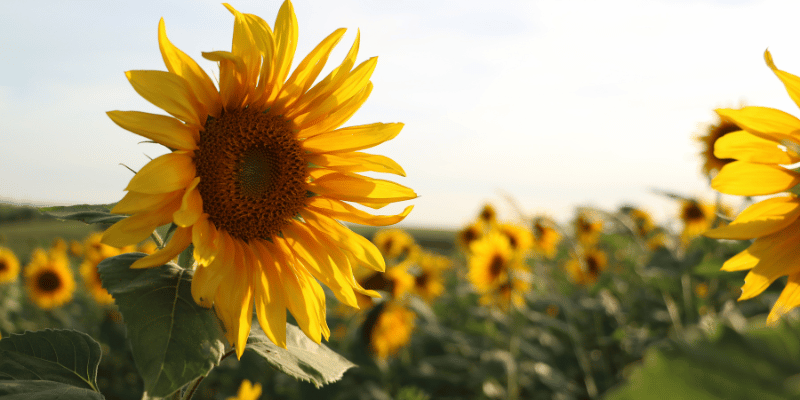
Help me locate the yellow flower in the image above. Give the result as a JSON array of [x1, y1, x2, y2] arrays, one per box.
[[679, 199, 725, 244], [364, 301, 415, 360], [704, 50, 800, 324], [0, 246, 21, 284], [353, 264, 414, 310], [372, 228, 416, 261], [478, 203, 497, 226], [84, 232, 131, 261], [69, 240, 84, 257], [80, 257, 115, 305], [619, 206, 655, 239], [573, 212, 603, 246], [50, 238, 68, 255], [100, 1, 415, 357], [467, 230, 525, 294], [457, 222, 483, 252], [697, 114, 741, 179], [496, 223, 533, 254], [25, 249, 76, 309], [565, 249, 607, 286], [227, 380, 262, 400], [478, 277, 529, 311], [411, 252, 450, 303], [532, 217, 561, 259]]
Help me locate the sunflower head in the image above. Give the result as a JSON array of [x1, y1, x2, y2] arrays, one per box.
[[467, 230, 525, 293], [531, 217, 561, 259], [679, 199, 729, 244], [25, 249, 76, 309], [0, 246, 21, 284], [68, 240, 84, 258], [697, 115, 741, 179], [80, 257, 115, 305], [362, 301, 415, 360], [478, 277, 529, 311], [619, 206, 655, 238], [565, 249, 607, 286], [478, 203, 497, 226], [573, 211, 604, 246], [496, 223, 534, 255], [372, 228, 418, 264], [50, 238, 68, 256], [457, 222, 484, 253], [101, 0, 415, 356]]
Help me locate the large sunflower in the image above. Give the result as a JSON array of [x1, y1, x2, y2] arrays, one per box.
[[705, 50, 800, 324], [0, 246, 20, 284], [25, 249, 76, 309], [102, 1, 415, 357]]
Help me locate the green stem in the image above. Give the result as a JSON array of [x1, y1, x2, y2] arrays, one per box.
[[180, 349, 236, 400]]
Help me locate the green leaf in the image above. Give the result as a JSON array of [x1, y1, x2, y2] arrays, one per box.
[[39, 204, 125, 225], [98, 253, 226, 398], [0, 329, 102, 392], [246, 325, 356, 388], [0, 380, 105, 400]]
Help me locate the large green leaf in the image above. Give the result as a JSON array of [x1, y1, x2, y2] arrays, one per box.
[[246, 325, 356, 388], [0, 329, 102, 392], [605, 323, 800, 399], [39, 204, 125, 225], [98, 253, 226, 398], [0, 380, 105, 400]]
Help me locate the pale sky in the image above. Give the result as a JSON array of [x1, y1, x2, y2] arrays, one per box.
[[2, 0, 800, 228]]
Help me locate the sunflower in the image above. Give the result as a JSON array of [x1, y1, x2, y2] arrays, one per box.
[[619, 206, 655, 239], [80, 256, 115, 305], [372, 228, 417, 262], [50, 238, 68, 256], [227, 380, 262, 400], [679, 198, 725, 244], [25, 249, 76, 309], [703, 50, 800, 324], [0, 246, 20, 284], [478, 203, 497, 226], [467, 230, 525, 294], [411, 251, 450, 303], [697, 114, 741, 179], [353, 264, 414, 310], [69, 240, 84, 257], [362, 301, 415, 360], [573, 212, 603, 246], [531, 217, 561, 259], [478, 277, 529, 311], [565, 249, 607, 286], [456, 222, 483, 253], [101, 1, 415, 356], [496, 223, 533, 254], [85, 232, 133, 261]]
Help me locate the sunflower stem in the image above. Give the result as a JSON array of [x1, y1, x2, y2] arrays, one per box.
[[180, 376, 204, 400], [150, 231, 164, 249]]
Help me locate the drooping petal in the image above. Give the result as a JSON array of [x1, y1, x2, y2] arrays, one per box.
[[125, 152, 196, 194], [251, 240, 287, 348], [202, 51, 248, 111], [192, 215, 219, 266], [158, 19, 221, 118], [130, 227, 193, 269], [713, 129, 798, 164], [309, 171, 417, 209], [125, 70, 205, 127], [307, 197, 413, 226], [712, 161, 800, 196], [192, 231, 232, 307], [301, 210, 386, 272], [173, 177, 204, 227], [721, 246, 761, 272], [223, 4, 261, 99], [704, 196, 800, 240], [307, 152, 406, 176], [102, 194, 182, 247], [302, 123, 403, 153], [107, 111, 199, 150], [716, 107, 800, 144], [766, 271, 800, 325], [765, 50, 800, 112], [213, 239, 254, 358], [111, 190, 182, 215], [737, 218, 800, 300]]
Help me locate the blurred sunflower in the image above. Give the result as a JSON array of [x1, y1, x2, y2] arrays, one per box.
[[353, 264, 414, 310], [85, 232, 133, 261], [372, 228, 417, 263], [25, 249, 76, 309], [80, 257, 115, 305], [363, 301, 415, 360], [619, 206, 655, 239], [411, 252, 450, 303], [50, 238, 68, 256], [478, 277, 529, 311], [478, 203, 497, 226], [69, 240, 84, 258], [679, 198, 724, 244], [703, 50, 800, 324], [0, 246, 20, 284], [467, 230, 526, 294], [697, 114, 741, 179], [456, 222, 483, 252], [101, 1, 415, 356], [565, 249, 607, 286], [532, 217, 561, 259], [227, 380, 262, 400], [573, 212, 603, 246], [497, 223, 533, 254]]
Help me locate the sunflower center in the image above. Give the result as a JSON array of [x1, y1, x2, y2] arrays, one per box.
[[196, 108, 307, 242], [37, 271, 62, 293], [489, 254, 505, 279], [0, 260, 7, 272], [684, 204, 705, 222], [586, 256, 600, 276]]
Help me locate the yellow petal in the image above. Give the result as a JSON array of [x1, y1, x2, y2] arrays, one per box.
[[125, 70, 205, 127], [107, 111, 199, 150], [283, 223, 358, 308], [310, 171, 417, 209], [251, 240, 287, 348], [765, 50, 800, 112], [303, 123, 402, 154], [721, 247, 760, 272], [767, 271, 800, 325], [713, 129, 798, 165], [704, 196, 800, 240], [716, 107, 800, 144], [192, 230, 232, 307], [192, 215, 219, 266], [130, 226, 193, 269], [269, 0, 298, 101], [173, 177, 204, 227], [102, 195, 182, 248], [158, 19, 221, 118], [202, 51, 248, 111], [223, 4, 260, 101], [737, 218, 800, 300], [307, 152, 406, 176], [711, 161, 800, 196], [111, 190, 182, 215], [307, 197, 413, 227], [288, 57, 377, 122], [213, 239, 254, 359], [126, 152, 196, 194], [301, 210, 386, 272], [297, 82, 373, 137]]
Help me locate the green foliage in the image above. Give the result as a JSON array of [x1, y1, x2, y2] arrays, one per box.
[[98, 253, 226, 398], [39, 204, 125, 226], [246, 325, 356, 388], [0, 381, 105, 400], [0, 329, 103, 398]]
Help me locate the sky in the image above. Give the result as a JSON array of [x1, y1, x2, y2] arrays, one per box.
[[2, 0, 800, 229]]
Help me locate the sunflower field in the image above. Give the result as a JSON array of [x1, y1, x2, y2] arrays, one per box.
[[5, 1, 800, 400]]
